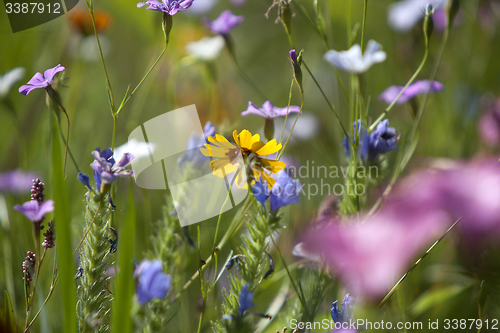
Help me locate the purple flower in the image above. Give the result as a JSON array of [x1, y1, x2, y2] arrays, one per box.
[[241, 101, 301, 119], [379, 80, 444, 105], [204, 10, 244, 35], [134, 259, 172, 305], [270, 169, 301, 212], [178, 122, 216, 166], [137, 0, 194, 15], [0, 170, 38, 194], [343, 120, 399, 161], [251, 178, 270, 206], [367, 120, 399, 160], [91, 148, 134, 191], [331, 294, 355, 324], [238, 283, 254, 315], [14, 200, 55, 223], [18, 65, 65, 95]]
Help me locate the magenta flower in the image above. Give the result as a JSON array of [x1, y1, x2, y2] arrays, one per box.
[[379, 80, 444, 105], [134, 260, 172, 305], [18, 65, 65, 95], [204, 10, 244, 35], [14, 200, 55, 223], [302, 203, 448, 299], [241, 101, 300, 119], [137, 0, 193, 15]]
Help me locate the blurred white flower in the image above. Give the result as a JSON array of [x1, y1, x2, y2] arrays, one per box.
[[274, 113, 320, 142], [0, 67, 25, 97], [324, 40, 386, 74], [114, 139, 154, 163], [188, 0, 218, 15], [388, 0, 446, 32], [185, 36, 225, 62]]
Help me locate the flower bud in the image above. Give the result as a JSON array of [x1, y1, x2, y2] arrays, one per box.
[[162, 13, 173, 44], [423, 4, 434, 47], [289, 49, 303, 92], [264, 118, 275, 142]]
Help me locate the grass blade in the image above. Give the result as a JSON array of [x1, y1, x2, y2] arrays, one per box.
[[51, 116, 76, 333], [4, 290, 16, 333], [111, 184, 136, 333]]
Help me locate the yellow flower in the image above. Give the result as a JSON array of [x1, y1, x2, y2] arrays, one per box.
[[200, 129, 286, 188]]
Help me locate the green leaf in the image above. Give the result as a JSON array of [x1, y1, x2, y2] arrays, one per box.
[[111, 184, 136, 333], [410, 283, 472, 316], [4, 290, 16, 333], [51, 116, 77, 333]]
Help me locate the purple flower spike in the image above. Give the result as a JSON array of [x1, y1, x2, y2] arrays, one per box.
[[18, 64, 65, 95], [91, 148, 134, 191], [137, 0, 194, 15], [379, 80, 444, 105], [241, 101, 301, 119], [14, 200, 54, 223], [270, 169, 301, 212], [134, 259, 172, 305], [204, 10, 244, 35]]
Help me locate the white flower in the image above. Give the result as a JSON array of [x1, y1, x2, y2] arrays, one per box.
[[388, 0, 446, 32], [185, 36, 225, 62], [114, 139, 154, 163], [0, 67, 25, 97], [187, 0, 218, 15], [324, 40, 386, 74]]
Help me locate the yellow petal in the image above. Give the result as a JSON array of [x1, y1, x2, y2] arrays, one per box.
[[256, 139, 282, 156], [250, 141, 265, 153], [258, 158, 286, 173], [238, 130, 253, 149], [232, 130, 240, 146]]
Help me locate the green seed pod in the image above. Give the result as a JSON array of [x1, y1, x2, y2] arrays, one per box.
[[280, 0, 292, 35], [264, 118, 275, 142], [162, 13, 173, 43]]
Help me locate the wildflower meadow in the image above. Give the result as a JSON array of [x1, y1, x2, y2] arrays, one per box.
[[1, 0, 500, 332]]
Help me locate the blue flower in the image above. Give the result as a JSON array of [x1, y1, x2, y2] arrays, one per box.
[[367, 120, 399, 160], [239, 283, 254, 315], [251, 178, 270, 206], [137, 0, 194, 16], [331, 294, 355, 323], [270, 170, 301, 212], [343, 120, 398, 161], [343, 120, 369, 161], [78, 172, 92, 191], [178, 122, 216, 167], [134, 259, 172, 305]]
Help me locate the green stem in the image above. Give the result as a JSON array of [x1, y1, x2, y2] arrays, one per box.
[[369, 46, 429, 132], [278, 80, 295, 145], [87, 1, 115, 116], [360, 0, 368, 52], [278, 90, 304, 159], [368, 26, 450, 216], [302, 60, 350, 141], [116, 41, 169, 115]]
